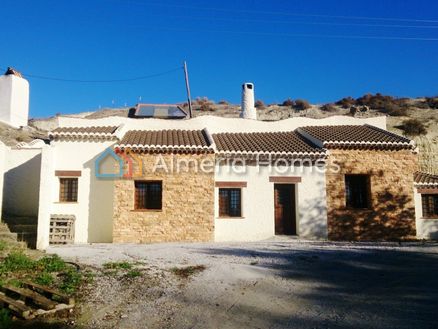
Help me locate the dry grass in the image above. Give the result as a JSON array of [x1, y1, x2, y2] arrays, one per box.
[[414, 136, 438, 174], [0, 122, 42, 146], [170, 265, 206, 279]]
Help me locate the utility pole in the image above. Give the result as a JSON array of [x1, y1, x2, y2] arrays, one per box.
[[183, 61, 193, 118]]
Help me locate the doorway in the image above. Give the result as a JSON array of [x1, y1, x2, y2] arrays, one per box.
[[274, 184, 297, 235]]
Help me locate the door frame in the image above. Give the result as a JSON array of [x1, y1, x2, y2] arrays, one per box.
[[273, 183, 298, 235]]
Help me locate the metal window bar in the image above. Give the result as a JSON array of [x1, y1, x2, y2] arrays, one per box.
[[219, 188, 241, 217], [135, 181, 162, 210], [59, 178, 78, 202]]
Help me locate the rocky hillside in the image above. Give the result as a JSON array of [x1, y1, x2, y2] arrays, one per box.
[[2, 93, 437, 173]]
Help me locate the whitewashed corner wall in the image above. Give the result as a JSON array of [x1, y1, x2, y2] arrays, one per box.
[[414, 188, 438, 239], [2, 148, 42, 217], [37, 140, 116, 250], [214, 163, 328, 242], [37, 145, 54, 249], [0, 142, 6, 217]]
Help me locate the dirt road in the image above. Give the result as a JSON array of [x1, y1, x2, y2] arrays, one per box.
[[47, 239, 438, 329]]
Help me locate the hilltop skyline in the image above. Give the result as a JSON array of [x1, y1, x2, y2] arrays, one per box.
[[2, 0, 438, 118]]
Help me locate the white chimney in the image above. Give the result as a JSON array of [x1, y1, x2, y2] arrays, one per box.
[[0, 67, 29, 128], [240, 82, 257, 120]]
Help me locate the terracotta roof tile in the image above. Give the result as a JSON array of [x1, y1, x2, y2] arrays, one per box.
[[49, 126, 119, 140], [414, 172, 438, 187], [117, 129, 213, 153], [212, 131, 325, 157], [298, 124, 413, 149]]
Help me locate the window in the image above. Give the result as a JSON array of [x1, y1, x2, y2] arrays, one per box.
[[219, 188, 242, 217], [422, 194, 438, 218], [135, 181, 162, 210], [345, 175, 370, 209], [59, 178, 78, 202]]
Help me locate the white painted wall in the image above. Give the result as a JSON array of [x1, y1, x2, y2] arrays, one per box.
[[214, 163, 328, 241], [37, 145, 54, 249], [0, 74, 29, 128], [56, 115, 387, 137], [414, 188, 438, 239], [2, 148, 42, 217], [0, 142, 6, 218], [37, 140, 116, 249]]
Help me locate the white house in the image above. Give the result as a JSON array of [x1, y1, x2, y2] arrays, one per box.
[[24, 112, 412, 249], [1, 80, 437, 249]]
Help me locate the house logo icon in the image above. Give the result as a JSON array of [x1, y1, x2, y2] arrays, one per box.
[[95, 148, 124, 178], [95, 147, 143, 178]]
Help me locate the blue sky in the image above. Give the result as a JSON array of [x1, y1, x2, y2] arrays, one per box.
[[2, 0, 438, 118]]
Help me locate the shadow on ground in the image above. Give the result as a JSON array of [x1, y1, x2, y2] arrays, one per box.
[[187, 245, 438, 329]]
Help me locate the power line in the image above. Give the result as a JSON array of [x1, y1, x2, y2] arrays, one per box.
[[147, 26, 438, 42], [119, 13, 438, 30], [113, 0, 438, 24], [20, 6, 438, 30], [0, 66, 182, 83]]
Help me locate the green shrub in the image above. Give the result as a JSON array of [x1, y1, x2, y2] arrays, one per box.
[[83, 270, 95, 284], [355, 93, 410, 116], [281, 98, 294, 107], [349, 106, 358, 116], [171, 265, 206, 279], [125, 270, 142, 278], [255, 100, 266, 109], [386, 104, 408, 116], [103, 261, 133, 270], [0, 240, 7, 251], [0, 252, 34, 273], [399, 119, 427, 136], [35, 272, 54, 286], [9, 279, 23, 288], [356, 93, 392, 109], [200, 103, 213, 111], [294, 99, 311, 111], [37, 255, 66, 272], [336, 97, 356, 109], [195, 97, 215, 111], [60, 269, 82, 294], [321, 103, 337, 112], [0, 309, 12, 329], [425, 97, 438, 109]]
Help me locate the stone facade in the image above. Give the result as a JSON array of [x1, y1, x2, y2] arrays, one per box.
[[326, 149, 419, 241], [112, 153, 215, 243]]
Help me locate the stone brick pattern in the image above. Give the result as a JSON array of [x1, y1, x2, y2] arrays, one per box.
[[326, 149, 419, 241], [113, 153, 215, 243]]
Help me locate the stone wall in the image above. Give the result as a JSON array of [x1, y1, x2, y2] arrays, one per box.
[[112, 153, 215, 243], [326, 149, 419, 241]]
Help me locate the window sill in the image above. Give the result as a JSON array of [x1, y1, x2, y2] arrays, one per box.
[[344, 207, 373, 211], [131, 209, 162, 212], [217, 216, 245, 220], [421, 217, 438, 220], [54, 202, 78, 204]]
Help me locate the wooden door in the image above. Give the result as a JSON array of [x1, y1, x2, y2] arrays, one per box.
[[274, 184, 296, 235]]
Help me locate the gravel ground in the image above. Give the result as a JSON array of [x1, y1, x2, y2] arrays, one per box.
[[46, 238, 438, 329]]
